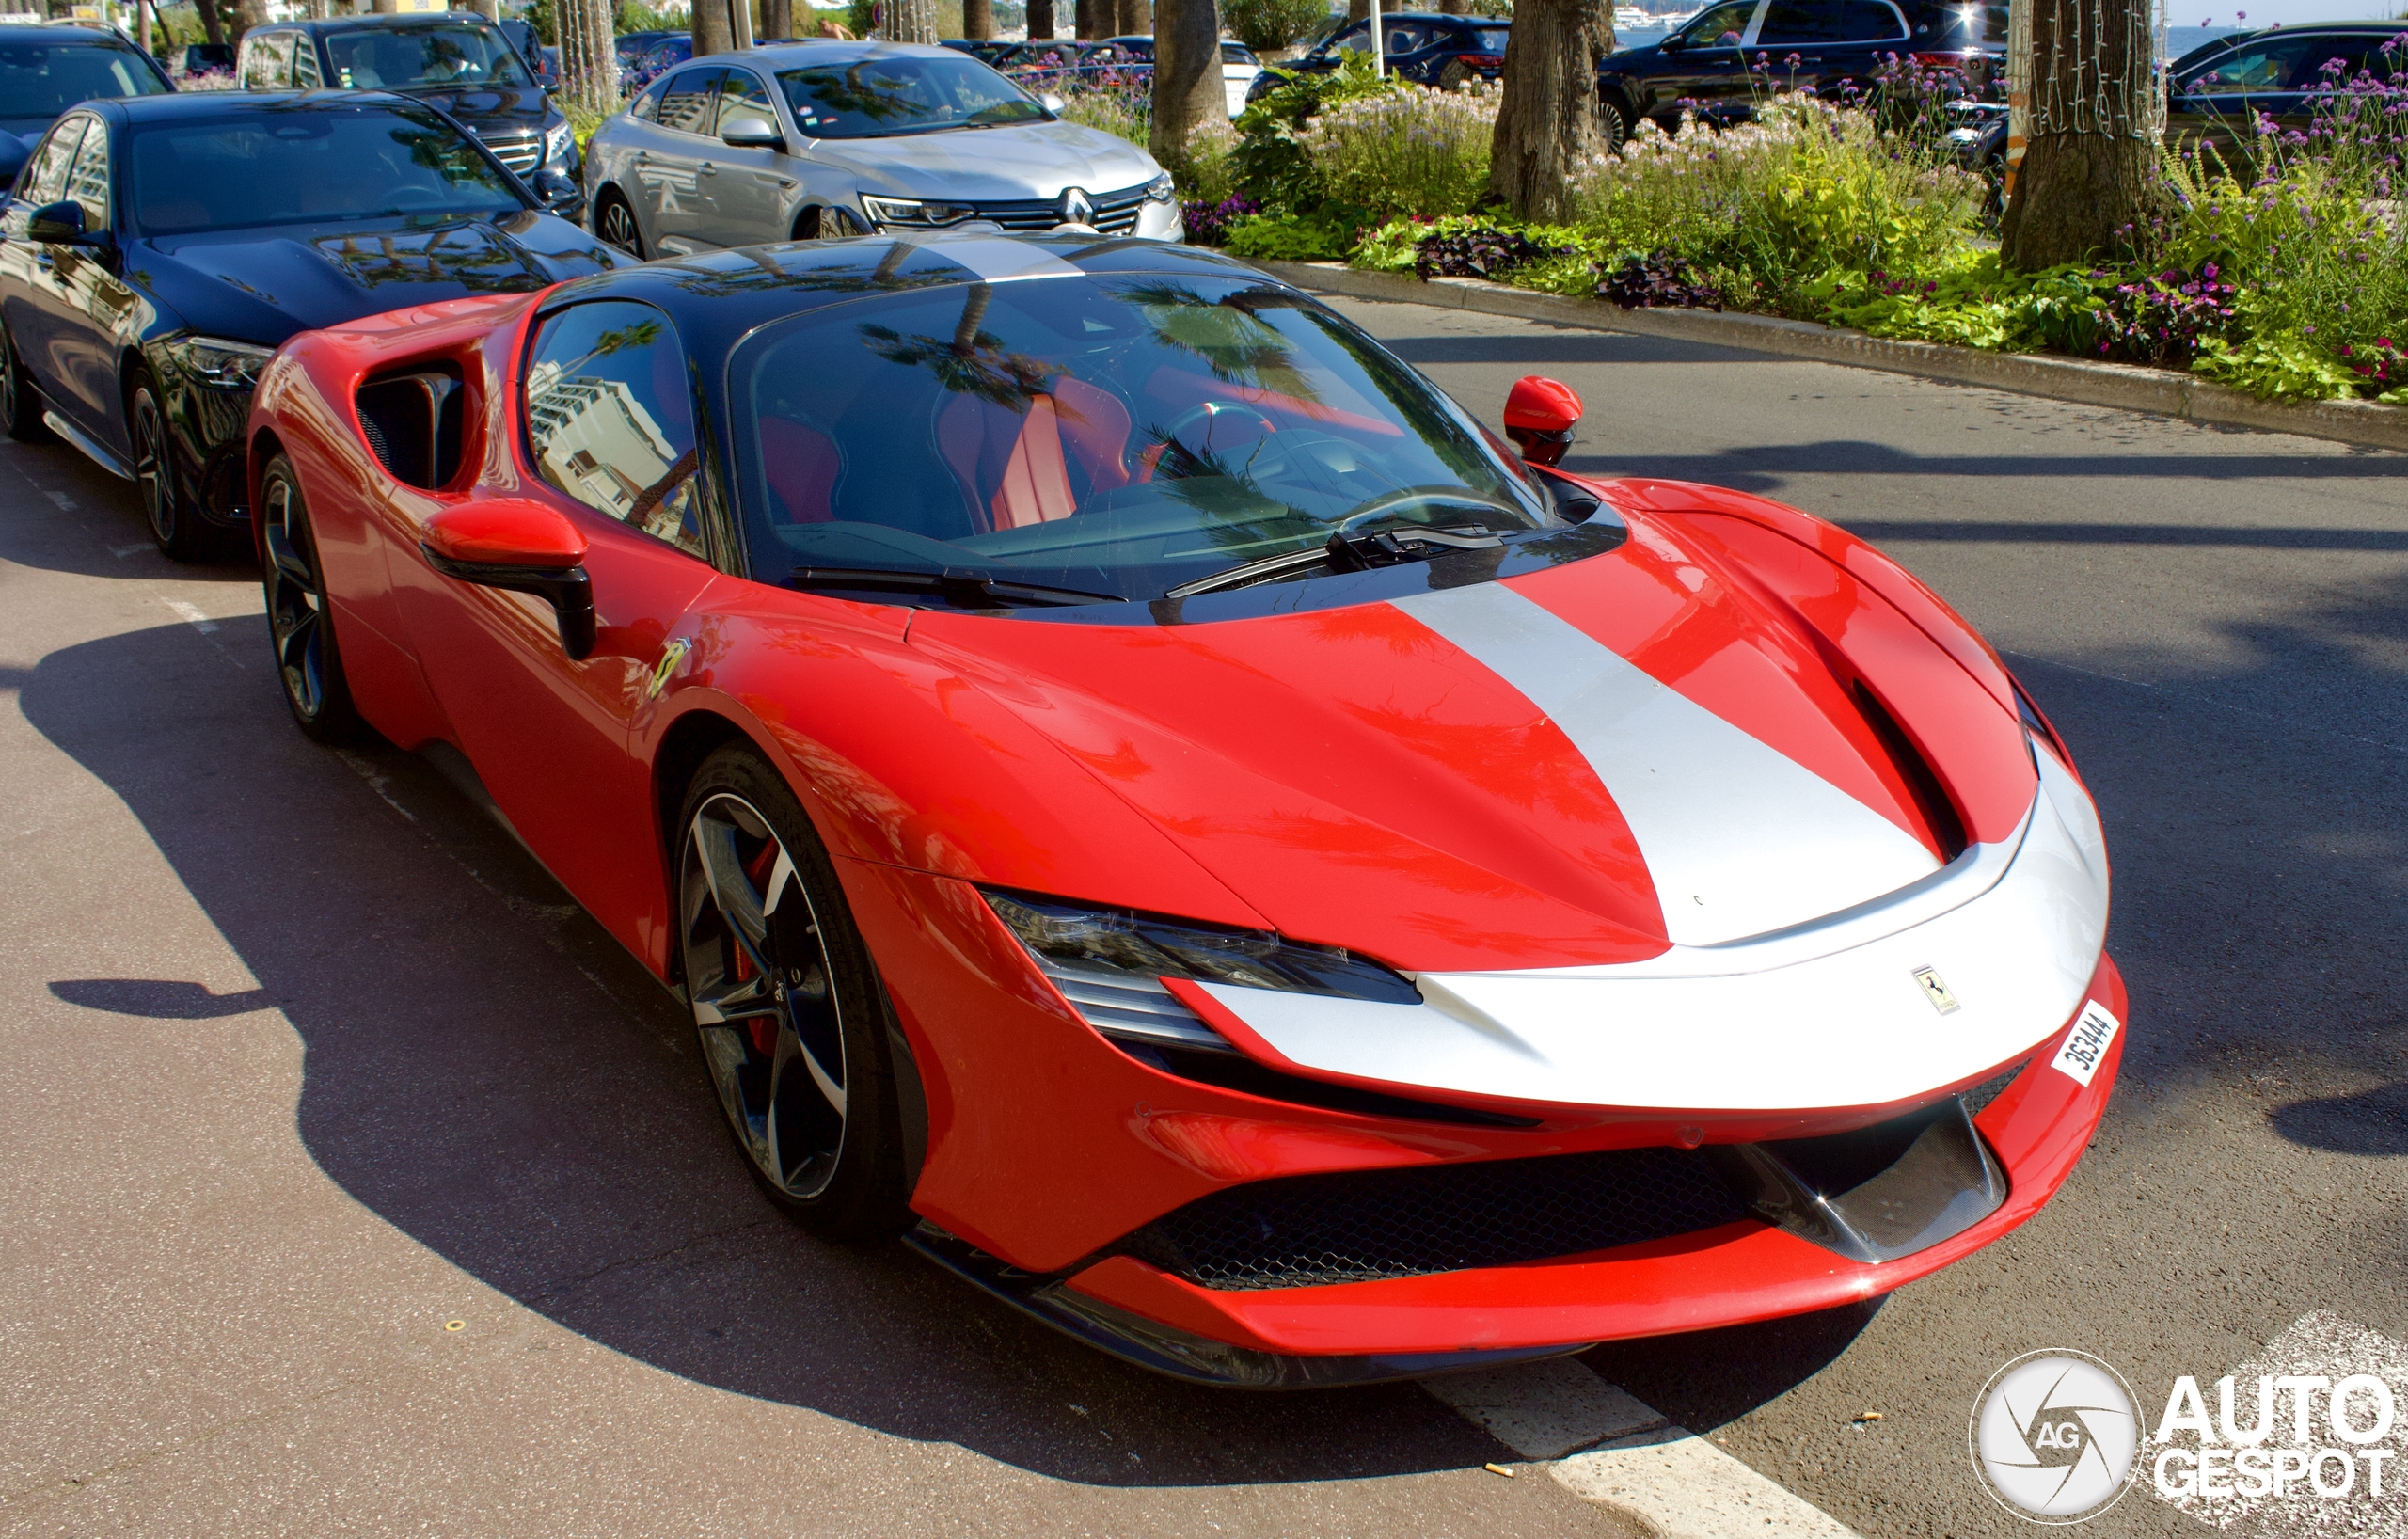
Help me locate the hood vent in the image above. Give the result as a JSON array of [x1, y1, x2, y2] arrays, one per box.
[[357, 365, 464, 491], [1854, 681, 1968, 862]]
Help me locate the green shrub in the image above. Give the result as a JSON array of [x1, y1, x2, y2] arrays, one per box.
[[1222, 0, 1330, 52], [1296, 81, 1498, 220], [1056, 80, 1150, 145], [1231, 52, 1399, 215], [1176, 118, 1244, 204], [1224, 211, 1351, 261]]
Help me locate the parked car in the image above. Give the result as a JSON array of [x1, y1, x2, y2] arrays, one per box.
[[1100, 35, 1262, 117], [1244, 11, 1509, 106], [623, 33, 693, 93], [0, 23, 172, 185], [494, 17, 560, 89], [1595, 0, 2004, 147], [2164, 22, 2407, 157], [996, 38, 1147, 91], [585, 41, 1179, 257], [0, 91, 626, 559], [939, 38, 1020, 64], [240, 228, 2123, 1386], [182, 41, 234, 77], [233, 14, 583, 214]]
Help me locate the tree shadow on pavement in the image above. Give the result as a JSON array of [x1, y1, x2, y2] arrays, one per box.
[[14, 620, 1554, 1490]]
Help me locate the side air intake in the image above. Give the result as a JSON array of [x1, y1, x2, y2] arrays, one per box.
[[356, 366, 465, 491]]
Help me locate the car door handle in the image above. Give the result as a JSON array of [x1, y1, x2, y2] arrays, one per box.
[[698, 162, 717, 175]]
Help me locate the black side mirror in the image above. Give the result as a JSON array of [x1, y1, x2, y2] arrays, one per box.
[[28, 199, 100, 246], [1659, 33, 1686, 52]]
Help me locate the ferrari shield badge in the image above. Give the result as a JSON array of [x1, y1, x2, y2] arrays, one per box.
[[1913, 966, 1961, 1015]]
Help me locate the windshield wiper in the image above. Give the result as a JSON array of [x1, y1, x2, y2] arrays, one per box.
[[789, 565, 1119, 608], [1164, 525, 1504, 601]]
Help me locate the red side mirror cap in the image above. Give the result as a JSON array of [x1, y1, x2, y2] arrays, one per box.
[[422, 499, 589, 569], [1504, 376, 1582, 468]]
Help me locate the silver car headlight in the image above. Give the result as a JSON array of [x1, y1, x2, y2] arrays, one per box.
[[1143, 172, 1175, 203], [160, 335, 275, 391], [860, 194, 975, 229], [985, 889, 1418, 1055], [544, 119, 574, 166]]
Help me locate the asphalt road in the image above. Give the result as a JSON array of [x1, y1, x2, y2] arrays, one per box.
[[3, 294, 2402, 1538]]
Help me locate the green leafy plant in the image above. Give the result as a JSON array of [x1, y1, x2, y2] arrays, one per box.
[[1222, 0, 1332, 53], [1230, 52, 1399, 217], [1224, 210, 1351, 262]]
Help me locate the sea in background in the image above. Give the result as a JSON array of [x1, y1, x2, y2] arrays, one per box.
[[1602, 23, 2253, 58]]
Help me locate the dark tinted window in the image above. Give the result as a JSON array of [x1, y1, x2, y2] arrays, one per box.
[[1679, 0, 1759, 46], [2184, 36, 2328, 93], [1220, 41, 1257, 64], [629, 73, 671, 120], [0, 38, 168, 117], [525, 300, 705, 559], [1381, 24, 1431, 53], [127, 106, 523, 234], [20, 115, 85, 203], [324, 23, 531, 89], [655, 65, 721, 133], [714, 67, 775, 125], [777, 56, 1045, 137], [62, 118, 106, 230], [730, 273, 1546, 606], [1472, 27, 1511, 51]]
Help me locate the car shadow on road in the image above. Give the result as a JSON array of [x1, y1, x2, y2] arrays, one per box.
[[29, 617, 1794, 1489], [2270, 1082, 2408, 1156]]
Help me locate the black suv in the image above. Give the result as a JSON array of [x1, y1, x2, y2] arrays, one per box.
[[1244, 12, 1512, 105], [2166, 23, 2406, 155], [233, 13, 580, 214], [1596, 0, 2003, 145], [0, 24, 173, 185]]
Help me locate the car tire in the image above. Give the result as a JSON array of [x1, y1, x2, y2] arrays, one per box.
[[130, 372, 212, 563], [1437, 56, 1472, 90], [819, 206, 868, 238], [0, 316, 52, 443], [257, 452, 360, 743], [1597, 97, 1629, 153], [675, 745, 911, 1237], [594, 188, 645, 259]]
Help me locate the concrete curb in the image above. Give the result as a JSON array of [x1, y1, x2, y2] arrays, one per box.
[[1258, 260, 2408, 454]]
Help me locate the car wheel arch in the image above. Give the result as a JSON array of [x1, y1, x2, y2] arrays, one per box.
[[246, 425, 289, 566]]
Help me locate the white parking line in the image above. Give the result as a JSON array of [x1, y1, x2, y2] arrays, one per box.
[[1426, 1357, 1858, 1538], [161, 598, 218, 633]]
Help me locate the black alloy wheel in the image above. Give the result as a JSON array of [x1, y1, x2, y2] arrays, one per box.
[[258, 453, 358, 741], [595, 190, 645, 258], [131, 375, 210, 562], [0, 317, 51, 443], [1597, 98, 1628, 154], [676, 746, 907, 1235]]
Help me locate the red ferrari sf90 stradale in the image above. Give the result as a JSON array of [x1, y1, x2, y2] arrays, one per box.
[[245, 233, 2122, 1387]]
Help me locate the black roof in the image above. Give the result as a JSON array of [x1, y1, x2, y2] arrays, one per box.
[[547, 232, 1290, 365], [97, 88, 446, 123], [0, 23, 140, 40]]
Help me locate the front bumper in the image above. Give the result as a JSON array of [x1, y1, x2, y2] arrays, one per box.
[[925, 955, 2125, 1382]]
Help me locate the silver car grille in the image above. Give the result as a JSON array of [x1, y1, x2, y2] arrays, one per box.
[[478, 127, 543, 175], [964, 182, 1153, 235]]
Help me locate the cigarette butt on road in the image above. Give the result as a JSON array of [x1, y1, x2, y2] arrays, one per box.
[[1856, 1410, 1883, 1422], [1483, 1463, 1516, 1478]]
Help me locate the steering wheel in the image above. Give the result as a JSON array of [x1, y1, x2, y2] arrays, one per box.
[[1149, 399, 1278, 472]]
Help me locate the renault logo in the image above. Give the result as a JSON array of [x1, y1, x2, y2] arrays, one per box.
[[1060, 186, 1094, 225]]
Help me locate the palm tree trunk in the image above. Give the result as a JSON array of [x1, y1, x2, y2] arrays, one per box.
[[1150, 0, 1221, 176], [2000, 0, 2164, 269], [1027, 0, 1054, 39], [1115, 0, 1150, 34], [1488, 0, 1611, 220], [559, 0, 620, 114], [694, 0, 737, 56]]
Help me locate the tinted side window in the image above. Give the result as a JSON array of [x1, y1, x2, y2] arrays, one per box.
[[1380, 24, 1430, 53], [525, 300, 705, 560], [20, 117, 85, 203], [715, 68, 775, 123], [656, 66, 722, 134], [62, 120, 107, 230], [2185, 37, 2321, 93], [1757, 1, 1845, 45], [293, 40, 323, 87], [242, 33, 294, 87], [630, 74, 670, 119], [1327, 22, 1371, 54], [1681, 0, 1761, 47], [1834, 1, 1905, 41]]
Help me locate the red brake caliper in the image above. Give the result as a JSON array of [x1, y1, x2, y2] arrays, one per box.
[[737, 838, 783, 1057]]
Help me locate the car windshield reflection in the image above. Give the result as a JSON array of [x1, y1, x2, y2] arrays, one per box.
[[128, 106, 526, 236], [778, 56, 1049, 137]]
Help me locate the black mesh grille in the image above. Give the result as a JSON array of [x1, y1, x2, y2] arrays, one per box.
[[1961, 1058, 2030, 1117], [1122, 1148, 1752, 1291]]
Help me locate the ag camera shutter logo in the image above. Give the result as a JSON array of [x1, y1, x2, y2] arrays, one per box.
[[1970, 1350, 2144, 1523]]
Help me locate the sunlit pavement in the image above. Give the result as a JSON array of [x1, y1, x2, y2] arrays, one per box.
[[1, 298, 2400, 1537]]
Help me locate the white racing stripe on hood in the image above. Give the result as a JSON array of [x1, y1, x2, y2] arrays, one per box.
[[920, 236, 1084, 283], [1389, 582, 1940, 946]]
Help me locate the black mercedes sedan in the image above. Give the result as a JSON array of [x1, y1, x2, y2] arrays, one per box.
[[0, 91, 627, 559], [2165, 22, 2407, 156], [232, 14, 582, 216], [0, 24, 173, 187]]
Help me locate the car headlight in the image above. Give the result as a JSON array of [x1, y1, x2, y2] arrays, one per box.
[[985, 889, 1418, 1055], [1143, 172, 1175, 203], [160, 335, 275, 391], [544, 119, 574, 167], [859, 194, 974, 228]]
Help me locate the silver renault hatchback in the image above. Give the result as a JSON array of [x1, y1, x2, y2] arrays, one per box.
[[583, 40, 1181, 255]]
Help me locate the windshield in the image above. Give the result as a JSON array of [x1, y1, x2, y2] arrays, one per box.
[[778, 55, 1048, 136], [324, 24, 531, 89], [0, 40, 168, 119], [127, 106, 524, 235], [730, 273, 1549, 608]]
